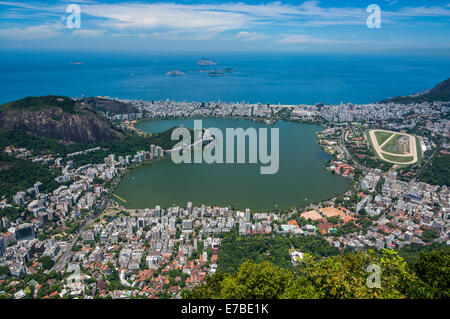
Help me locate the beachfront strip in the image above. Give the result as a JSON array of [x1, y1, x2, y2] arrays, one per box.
[[0, 97, 449, 299]]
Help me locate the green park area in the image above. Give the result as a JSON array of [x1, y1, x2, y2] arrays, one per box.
[[382, 134, 409, 154], [416, 136, 423, 163], [381, 153, 413, 163], [375, 131, 394, 146]]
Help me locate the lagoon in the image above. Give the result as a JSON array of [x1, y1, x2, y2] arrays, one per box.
[[114, 118, 351, 211]]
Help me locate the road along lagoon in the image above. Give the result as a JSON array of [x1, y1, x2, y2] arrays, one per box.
[[114, 118, 351, 211]]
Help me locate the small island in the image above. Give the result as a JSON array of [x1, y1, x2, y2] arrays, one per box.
[[197, 58, 217, 66], [166, 70, 185, 76]]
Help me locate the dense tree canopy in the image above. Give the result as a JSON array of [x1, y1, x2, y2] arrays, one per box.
[[420, 152, 450, 186], [184, 249, 449, 299], [0, 153, 59, 199], [217, 231, 339, 273]]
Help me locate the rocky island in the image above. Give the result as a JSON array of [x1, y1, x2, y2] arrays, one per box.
[[166, 70, 185, 76], [197, 58, 216, 66]]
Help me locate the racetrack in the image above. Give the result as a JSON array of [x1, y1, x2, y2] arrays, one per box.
[[368, 129, 418, 165]]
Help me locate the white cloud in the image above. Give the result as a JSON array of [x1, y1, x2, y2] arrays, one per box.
[[385, 0, 399, 5], [82, 3, 248, 39], [278, 34, 341, 45], [0, 24, 62, 40], [77, 1, 450, 37], [75, 1, 372, 40], [71, 29, 104, 37], [146, 30, 218, 41], [0, 1, 450, 42], [0, 1, 42, 10], [235, 31, 269, 41]]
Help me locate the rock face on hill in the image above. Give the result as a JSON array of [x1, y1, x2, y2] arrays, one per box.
[[381, 78, 450, 104], [0, 96, 123, 143], [80, 97, 140, 114]]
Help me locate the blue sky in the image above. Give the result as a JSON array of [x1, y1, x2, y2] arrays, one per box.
[[0, 0, 449, 53]]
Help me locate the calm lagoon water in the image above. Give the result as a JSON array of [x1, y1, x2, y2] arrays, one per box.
[[114, 118, 351, 211]]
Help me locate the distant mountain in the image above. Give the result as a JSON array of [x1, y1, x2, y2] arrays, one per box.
[[380, 78, 450, 104], [0, 96, 123, 143], [80, 97, 140, 114]]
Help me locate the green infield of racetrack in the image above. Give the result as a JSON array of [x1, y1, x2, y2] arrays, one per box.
[[375, 131, 394, 146], [380, 152, 413, 163], [381, 133, 409, 154], [415, 136, 423, 163]]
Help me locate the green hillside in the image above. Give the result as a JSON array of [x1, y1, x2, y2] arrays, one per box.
[[0, 153, 59, 200], [1, 95, 80, 113], [381, 78, 450, 104]]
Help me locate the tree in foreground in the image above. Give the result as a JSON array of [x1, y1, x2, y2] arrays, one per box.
[[183, 249, 449, 299]]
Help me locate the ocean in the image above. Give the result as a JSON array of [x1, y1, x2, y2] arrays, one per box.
[[0, 51, 449, 105]]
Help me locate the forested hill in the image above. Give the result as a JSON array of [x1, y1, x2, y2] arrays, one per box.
[[0, 153, 59, 200], [380, 78, 450, 104], [80, 97, 140, 114], [0, 96, 123, 143]]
